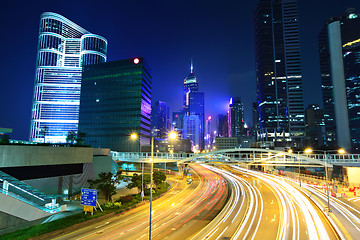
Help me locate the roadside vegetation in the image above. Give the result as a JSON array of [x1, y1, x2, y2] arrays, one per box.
[[0, 170, 169, 240]]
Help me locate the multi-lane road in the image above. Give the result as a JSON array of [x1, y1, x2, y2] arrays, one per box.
[[54, 164, 228, 240], [192, 165, 339, 240], [53, 164, 360, 240]]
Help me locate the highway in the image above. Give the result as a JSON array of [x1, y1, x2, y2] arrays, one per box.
[[192, 165, 339, 240], [300, 178, 360, 239], [54, 164, 229, 240], [53, 163, 348, 240]]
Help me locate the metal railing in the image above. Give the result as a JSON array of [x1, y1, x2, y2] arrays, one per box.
[[111, 149, 360, 166], [0, 170, 61, 214]]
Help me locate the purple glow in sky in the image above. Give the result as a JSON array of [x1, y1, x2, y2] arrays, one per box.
[[0, 0, 359, 140]]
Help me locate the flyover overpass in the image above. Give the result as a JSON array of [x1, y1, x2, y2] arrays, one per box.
[[111, 148, 360, 168]]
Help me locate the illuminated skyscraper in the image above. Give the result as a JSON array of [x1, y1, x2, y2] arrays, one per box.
[[217, 114, 228, 138], [151, 101, 170, 139], [78, 58, 151, 152], [229, 97, 245, 138], [305, 104, 325, 147], [183, 61, 205, 150], [30, 12, 107, 143], [319, 9, 360, 151], [182, 115, 201, 152], [254, 0, 305, 146]]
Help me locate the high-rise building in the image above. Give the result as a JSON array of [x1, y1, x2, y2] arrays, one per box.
[[217, 114, 228, 138], [182, 62, 205, 150], [319, 9, 360, 151], [30, 12, 107, 143], [252, 102, 259, 138], [151, 101, 170, 139], [305, 104, 325, 147], [78, 58, 151, 152], [205, 116, 213, 151], [254, 0, 305, 146], [182, 115, 201, 152], [229, 97, 245, 138], [172, 111, 185, 133]]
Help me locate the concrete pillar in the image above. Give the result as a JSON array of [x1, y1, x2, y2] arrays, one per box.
[[328, 21, 351, 151], [177, 163, 185, 179], [69, 175, 73, 196], [58, 176, 63, 195]]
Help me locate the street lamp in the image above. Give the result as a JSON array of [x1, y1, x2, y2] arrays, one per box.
[[130, 133, 145, 202], [305, 148, 345, 212], [288, 148, 312, 187], [149, 130, 177, 240], [166, 131, 177, 175]]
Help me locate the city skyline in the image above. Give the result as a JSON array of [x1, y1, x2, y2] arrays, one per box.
[[1, 0, 359, 140]]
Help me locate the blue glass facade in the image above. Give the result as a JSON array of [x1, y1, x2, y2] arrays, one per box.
[[183, 66, 205, 150], [229, 97, 245, 138], [30, 12, 107, 143], [151, 101, 170, 139], [320, 9, 360, 150], [78, 58, 151, 152], [254, 0, 305, 146]]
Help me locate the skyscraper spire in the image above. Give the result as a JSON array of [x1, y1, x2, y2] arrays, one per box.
[[190, 58, 193, 73]]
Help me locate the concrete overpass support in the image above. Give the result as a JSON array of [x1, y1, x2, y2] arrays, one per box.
[[263, 165, 275, 173], [177, 163, 185, 179]]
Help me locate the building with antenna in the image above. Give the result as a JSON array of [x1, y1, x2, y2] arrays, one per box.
[[182, 61, 205, 151]]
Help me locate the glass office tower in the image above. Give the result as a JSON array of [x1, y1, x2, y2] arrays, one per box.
[[229, 97, 245, 138], [183, 62, 205, 150], [78, 58, 151, 152], [151, 101, 170, 139], [254, 0, 305, 146], [319, 9, 360, 151], [30, 12, 107, 143]]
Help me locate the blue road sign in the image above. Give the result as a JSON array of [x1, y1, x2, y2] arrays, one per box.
[[81, 188, 97, 207]]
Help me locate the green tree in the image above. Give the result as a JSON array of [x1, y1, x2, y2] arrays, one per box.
[[88, 170, 123, 202], [0, 134, 10, 144], [66, 131, 76, 144], [126, 173, 151, 194], [153, 170, 166, 187], [76, 131, 86, 145]]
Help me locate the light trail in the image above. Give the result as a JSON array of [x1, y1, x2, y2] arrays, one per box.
[[198, 164, 335, 240], [301, 182, 360, 235], [54, 165, 229, 240], [233, 166, 331, 240], [195, 165, 265, 240]]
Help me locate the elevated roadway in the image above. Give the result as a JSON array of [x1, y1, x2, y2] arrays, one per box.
[[112, 148, 360, 168]]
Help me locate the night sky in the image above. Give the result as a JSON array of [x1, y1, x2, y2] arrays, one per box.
[[1, 0, 359, 140]]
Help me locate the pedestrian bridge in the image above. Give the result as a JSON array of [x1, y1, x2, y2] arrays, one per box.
[[111, 148, 360, 168]]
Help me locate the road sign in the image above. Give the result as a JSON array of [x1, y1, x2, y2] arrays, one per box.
[[84, 205, 93, 212], [81, 188, 97, 207]]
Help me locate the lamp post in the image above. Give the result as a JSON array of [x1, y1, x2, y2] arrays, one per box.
[[305, 148, 345, 213], [149, 135, 154, 240], [167, 131, 177, 176], [288, 149, 301, 186], [324, 151, 331, 212], [130, 133, 144, 202], [149, 131, 177, 240], [298, 152, 301, 186]]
